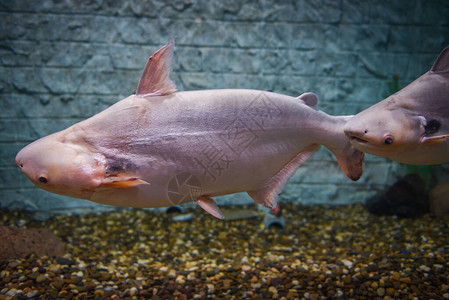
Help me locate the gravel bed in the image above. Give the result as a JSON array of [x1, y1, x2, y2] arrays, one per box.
[[1, 204, 448, 299]]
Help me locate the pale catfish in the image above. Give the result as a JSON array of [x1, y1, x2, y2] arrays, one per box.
[[16, 41, 364, 219], [344, 46, 449, 165]]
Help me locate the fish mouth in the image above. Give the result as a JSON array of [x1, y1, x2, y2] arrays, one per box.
[[349, 136, 369, 144], [344, 129, 369, 145], [345, 132, 378, 152]]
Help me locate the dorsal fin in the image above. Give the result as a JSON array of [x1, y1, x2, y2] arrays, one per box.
[[297, 92, 318, 106], [136, 40, 177, 97], [431, 46, 449, 73]]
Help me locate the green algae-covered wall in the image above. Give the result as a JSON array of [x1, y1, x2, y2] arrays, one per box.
[[1, 0, 449, 213]]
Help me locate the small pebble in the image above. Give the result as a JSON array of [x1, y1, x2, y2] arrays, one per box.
[[175, 275, 186, 284], [342, 260, 353, 269], [223, 279, 232, 289], [26, 290, 40, 298], [35, 274, 46, 284], [187, 272, 196, 281], [419, 265, 431, 272], [377, 287, 385, 296], [207, 284, 215, 294], [392, 272, 400, 281], [6, 289, 19, 297], [129, 287, 138, 296], [55, 257, 74, 265], [269, 286, 278, 295], [241, 265, 251, 272], [8, 261, 20, 268]]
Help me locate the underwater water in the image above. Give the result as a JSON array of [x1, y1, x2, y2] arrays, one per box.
[[1, 204, 448, 299], [2, 1, 449, 299]]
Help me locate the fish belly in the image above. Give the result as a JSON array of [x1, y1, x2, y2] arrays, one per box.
[[87, 89, 320, 207]]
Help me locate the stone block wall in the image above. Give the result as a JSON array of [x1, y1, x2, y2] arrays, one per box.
[[1, 0, 449, 213]]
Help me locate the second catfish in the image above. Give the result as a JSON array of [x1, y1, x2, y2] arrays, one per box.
[[344, 46, 449, 165]]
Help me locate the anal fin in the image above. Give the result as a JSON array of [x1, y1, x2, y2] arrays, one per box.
[[195, 196, 224, 220], [248, 144, 320, 209]]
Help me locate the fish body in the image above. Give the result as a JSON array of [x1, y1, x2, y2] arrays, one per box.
[[16, 41, 364, 218], [344, 46, 449, 165]]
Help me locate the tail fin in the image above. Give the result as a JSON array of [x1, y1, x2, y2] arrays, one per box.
[[326, 116, 365, 181], [333, 141, 364, 181]]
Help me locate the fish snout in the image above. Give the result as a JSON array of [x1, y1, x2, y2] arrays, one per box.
[[344, 127, 369, 145], [16, 159, 23, 170], [15, 151, 25, 172], [15, 148, 35, 180]]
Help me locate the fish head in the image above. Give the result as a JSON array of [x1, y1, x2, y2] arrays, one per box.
[[345, 46, 449, 163], [15, 131, 107, 199], [343, 97, 426, 156]]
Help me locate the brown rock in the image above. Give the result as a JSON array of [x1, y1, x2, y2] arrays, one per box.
[[51, 277, 65, 290], [0, 226, 66, 263], [429, 179, 449, 217], [222, 279, 232, 289], [287, 289, 299, 298], [392, 272, 400, 281], [35, 274, 47, 284], [399, 277, 411, 283], [411, 285, 420, 294], [365, 174, 428, 218]]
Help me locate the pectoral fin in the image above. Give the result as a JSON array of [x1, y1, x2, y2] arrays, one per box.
[[99, 177, 150, 189], [195, 196, 224, 220], [91, 179, 151, 207], [422, 134, 449, 145], [248, 144, 320, 209]]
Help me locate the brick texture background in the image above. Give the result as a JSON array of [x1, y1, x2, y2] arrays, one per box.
[[1, 0, 449, 213]]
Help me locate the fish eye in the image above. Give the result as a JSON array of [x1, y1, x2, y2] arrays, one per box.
[[384, 135, 394, 145], [38, 175, 48, 183]]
